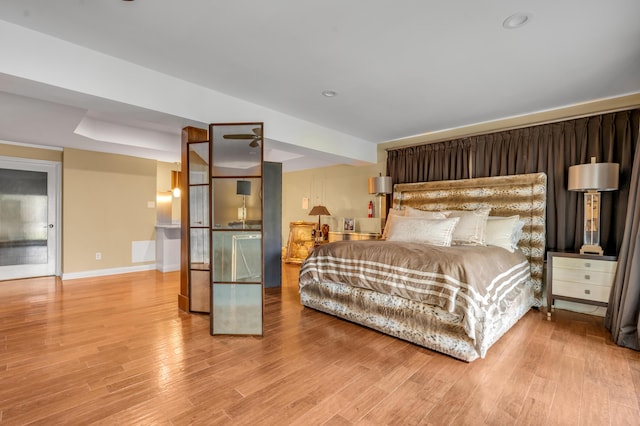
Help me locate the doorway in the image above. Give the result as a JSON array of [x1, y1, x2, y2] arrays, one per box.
[[0, 157, 60, 280]]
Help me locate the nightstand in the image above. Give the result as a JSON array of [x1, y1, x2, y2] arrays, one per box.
[[546, 251, 617, 320]]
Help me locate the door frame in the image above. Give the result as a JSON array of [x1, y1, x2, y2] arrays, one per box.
[[0, 155, 62, 279]]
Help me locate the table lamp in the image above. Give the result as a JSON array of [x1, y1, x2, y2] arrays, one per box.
[[568, 157, 619, 255], [368, 174, 393, 229], [237, 180, 251, 228], [308, 205, 330, 241]]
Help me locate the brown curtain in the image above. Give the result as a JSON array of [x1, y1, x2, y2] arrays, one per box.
[[386, 109, 640, 254], [387, 139, 471, 185], [605, 130, 640, 351]]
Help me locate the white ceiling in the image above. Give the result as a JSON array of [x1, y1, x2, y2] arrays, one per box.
[[1, 1, 639, 171]]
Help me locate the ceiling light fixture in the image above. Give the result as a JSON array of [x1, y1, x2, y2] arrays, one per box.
[[321, 90, 337, 98], [502, 12, 532, 29]]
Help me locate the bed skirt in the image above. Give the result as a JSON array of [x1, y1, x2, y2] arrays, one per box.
[[299, 280, 534, 362]]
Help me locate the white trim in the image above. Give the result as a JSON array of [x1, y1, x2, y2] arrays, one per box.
[[0, 140, 64, 151], [156, 263, 180, 273], [62, 264, 156, 280], [0, 155, 61, 166]]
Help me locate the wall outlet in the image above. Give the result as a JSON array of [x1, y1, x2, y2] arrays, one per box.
[[95, 252, 102, 260]]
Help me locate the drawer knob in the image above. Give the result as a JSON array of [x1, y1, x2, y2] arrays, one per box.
[[585, 289, 591, 295], [585, 262, 591, 268], [585, 274, 591, 280]]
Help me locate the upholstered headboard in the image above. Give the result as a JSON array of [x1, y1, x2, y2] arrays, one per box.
[[392, 172, 547, 305]]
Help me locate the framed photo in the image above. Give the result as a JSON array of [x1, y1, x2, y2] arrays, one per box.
[[343, 217, 355, 232]]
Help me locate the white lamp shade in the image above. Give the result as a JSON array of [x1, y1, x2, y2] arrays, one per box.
[[568, 162, 619, 192], [368, 176, 393, 194]]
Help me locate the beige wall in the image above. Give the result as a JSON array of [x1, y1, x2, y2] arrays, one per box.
[[156, 161, 181, 222], [282, 162, 386, 243], [63, 148, 157, 273], [0, 142, 62, 162]]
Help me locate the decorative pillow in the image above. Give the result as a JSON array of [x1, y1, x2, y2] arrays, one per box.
[[381, 208, 406, 240], [486, 215, 521, 252], [387, 208, 406, 218], [512, 220, 526, 248], [404, 206, 451, 219], [448, 207, 491, 245], [385, 216, 460, 246]]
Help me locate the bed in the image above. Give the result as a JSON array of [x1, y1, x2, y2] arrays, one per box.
[[298, 173, 546, 361]]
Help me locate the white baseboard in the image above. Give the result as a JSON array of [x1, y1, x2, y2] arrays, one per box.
[[156, 263, 180, 273], [62, 264, 156, 280]]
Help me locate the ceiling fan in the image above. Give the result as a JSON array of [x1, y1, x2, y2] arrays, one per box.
[[223, 127, 262, 147]]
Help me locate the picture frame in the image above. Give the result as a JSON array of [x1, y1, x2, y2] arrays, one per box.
[[342, 217, 355, 232]]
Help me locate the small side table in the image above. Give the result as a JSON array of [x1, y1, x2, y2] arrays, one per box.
[[546, 251, 617, 320]]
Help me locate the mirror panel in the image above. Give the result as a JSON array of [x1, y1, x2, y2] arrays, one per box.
[[210, 124, 262, 177], [211, 177, 261, 230], [188, 142, 209, 184], [209, 123, 264, 336], [187, 140, 211, 313], [212, 284, 262, 335], [189, 186, 209, 227], [190, 270, 210, 313]]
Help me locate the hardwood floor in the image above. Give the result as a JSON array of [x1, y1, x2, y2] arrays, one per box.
[[1, 265, 639, 425]]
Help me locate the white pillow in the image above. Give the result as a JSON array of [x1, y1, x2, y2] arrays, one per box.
[[385, 216, 460, 247], [486, 215, 521, 252], [404, 206, 451, 219], [512, 220, 526, 247], [382, 208, 406, 240], [448, 208, 491, 245]]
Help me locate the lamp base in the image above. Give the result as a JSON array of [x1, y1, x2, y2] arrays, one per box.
[[579, 244, 604, 256]]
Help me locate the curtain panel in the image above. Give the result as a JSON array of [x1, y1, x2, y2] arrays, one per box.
[[386, 140, 472, 185], [386, 109, 640, 254], [605, 129, 640, 351]]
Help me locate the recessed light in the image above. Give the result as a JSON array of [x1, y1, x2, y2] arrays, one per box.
[[502, 12, 532, 29], [321, 90, 337, 98]]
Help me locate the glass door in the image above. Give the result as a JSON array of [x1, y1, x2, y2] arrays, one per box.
[[0, 158, 59, 280], [210, 123, 263, 335]]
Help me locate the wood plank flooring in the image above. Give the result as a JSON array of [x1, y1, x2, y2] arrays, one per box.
[[1, 265, 639, 425]]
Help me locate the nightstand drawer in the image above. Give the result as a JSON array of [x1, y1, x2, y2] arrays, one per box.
[[553, 280, 611, 303], [552, 267, 615, 287], [552, 256, 616, 273]]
